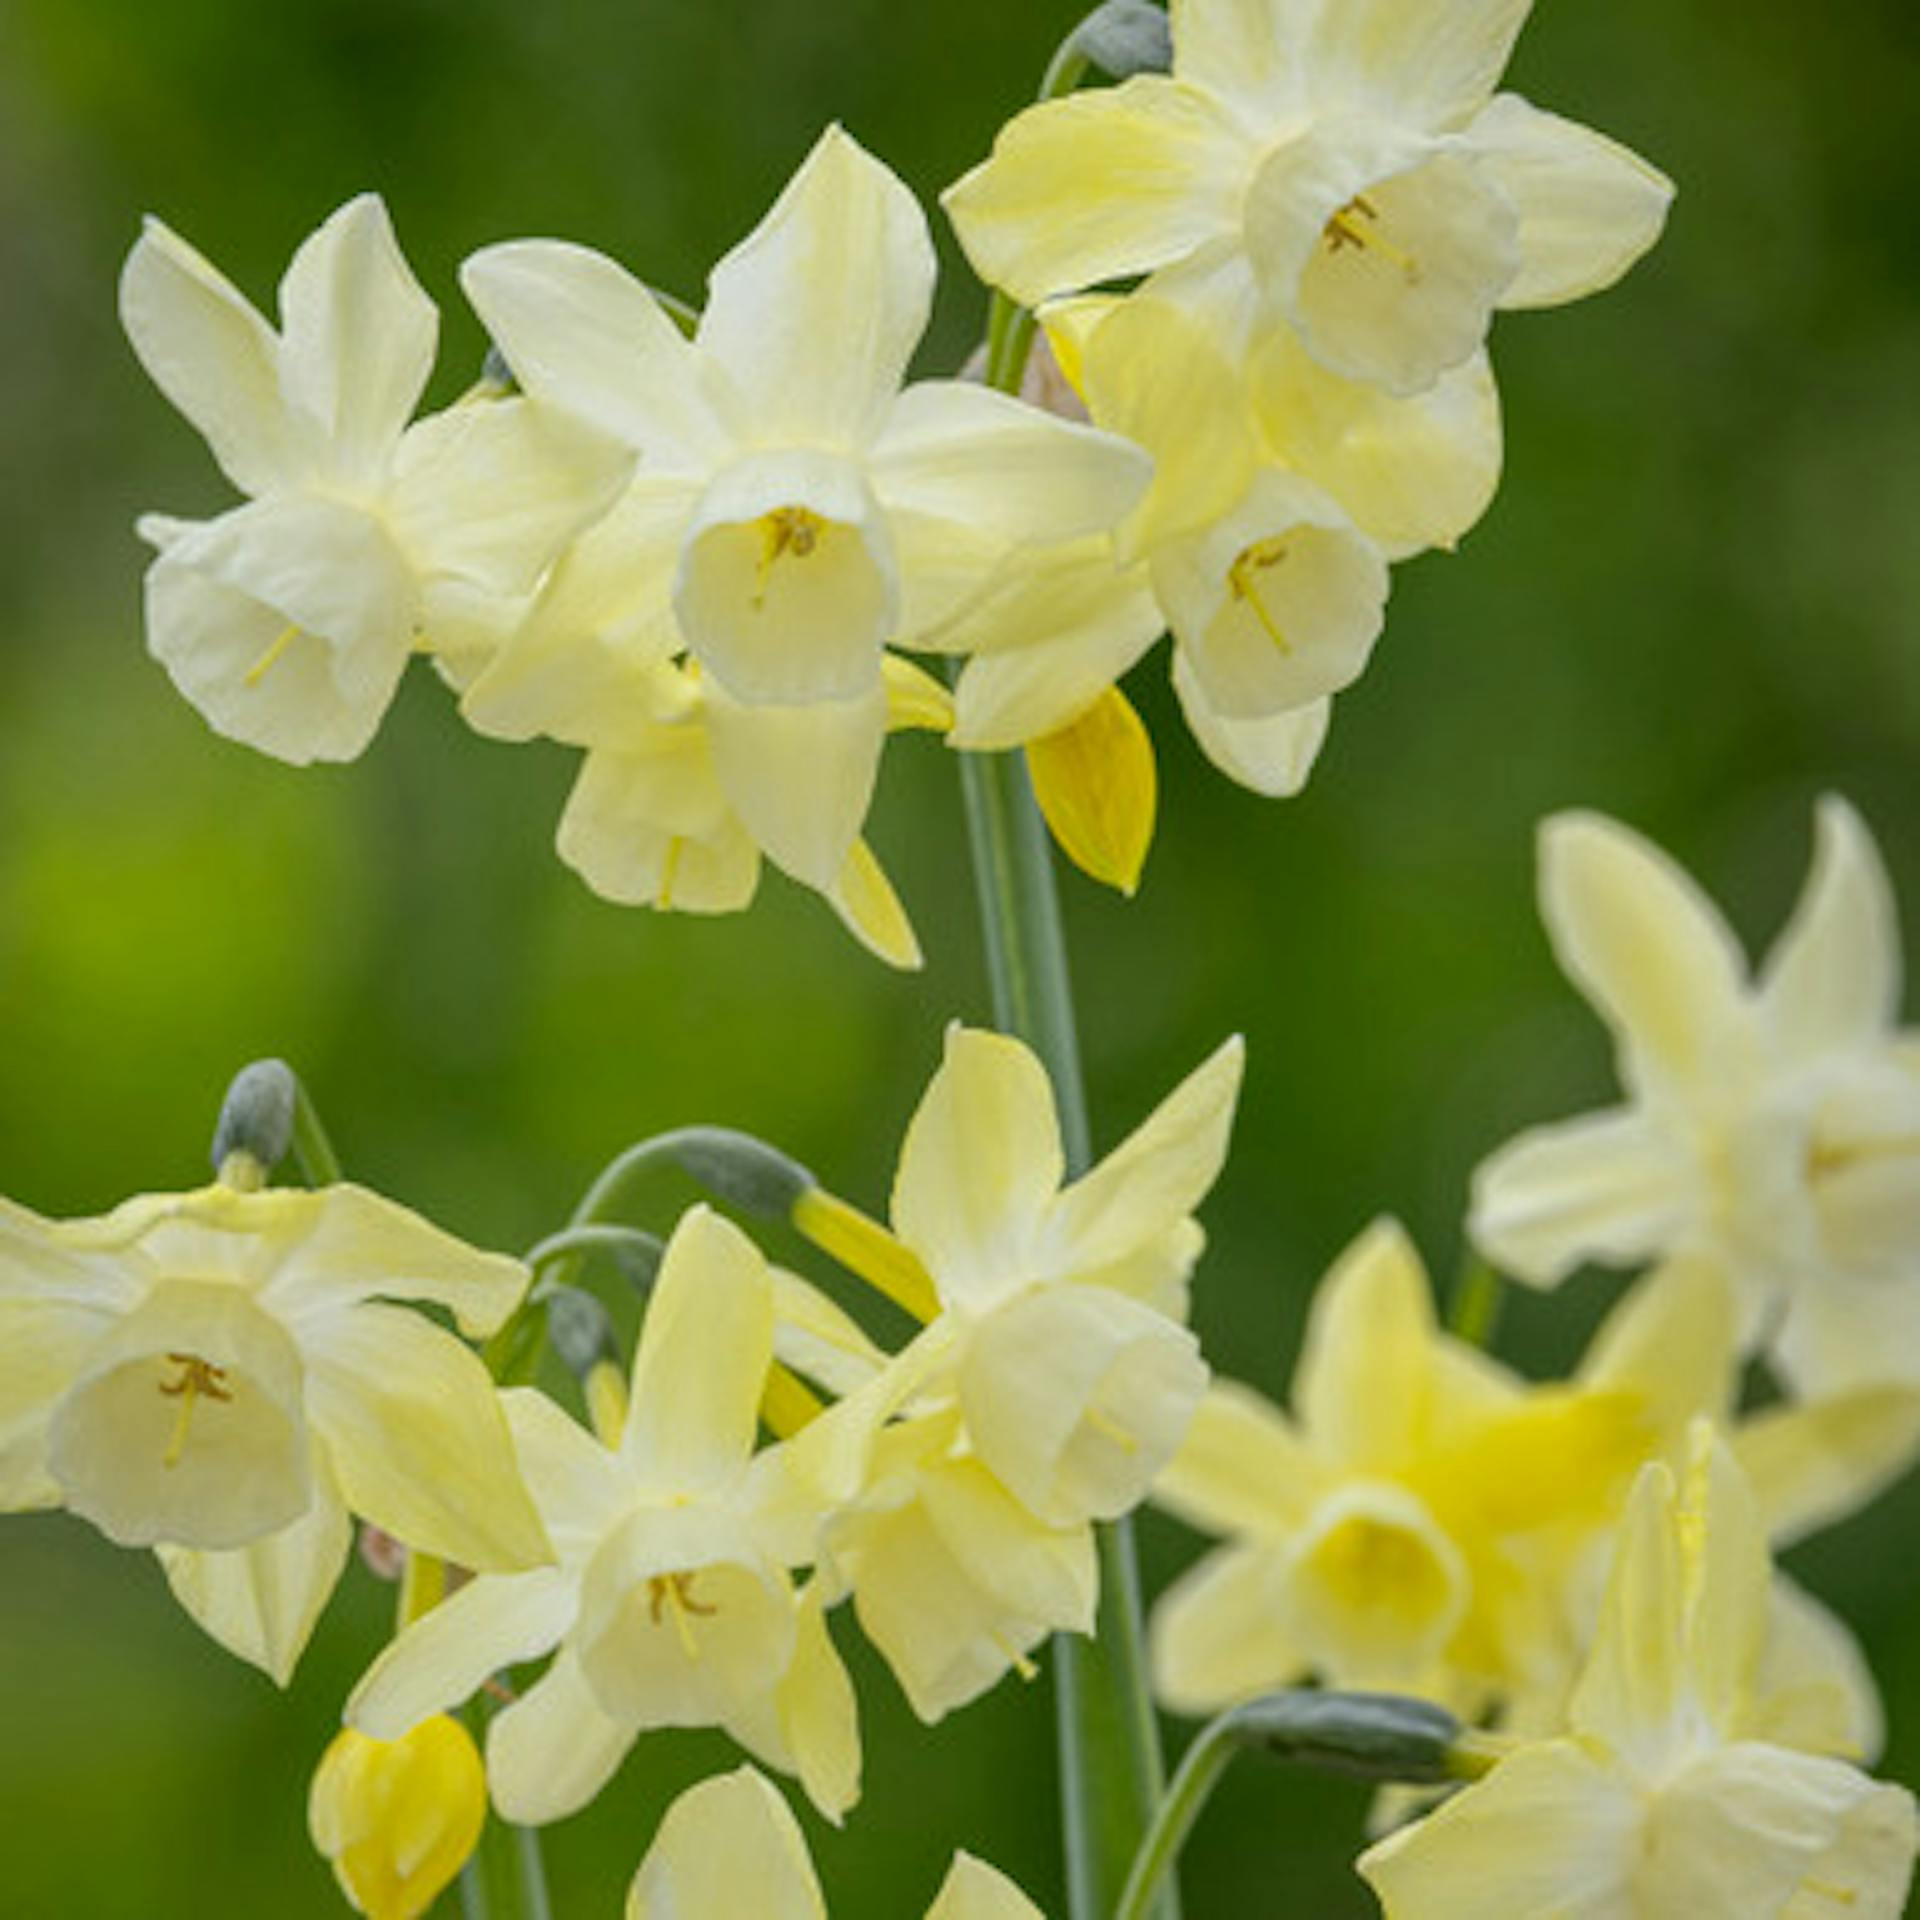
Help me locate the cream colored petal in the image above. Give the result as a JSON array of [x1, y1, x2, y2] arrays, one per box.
[[119, 216, 298, 494], [276, 194, 437, 480], [1072, 1217, 1204, 1321], [1539, 810, 1750, 1093], [871, 381, 1151, 548], [0, 1196, 147, 1311], [1676, 1427, 1774, 1734], [1773, 1265, 1920, 1401], [1358, 1739, 1639, 1917], [768, 1271, 889, 1397], [1306, 0, 1533, 130], [925, 1853, 1046, 1920], [726, 1585, 862, 1823], [1169, 0, 1313, 119], [500, 1386, 635, 1560], [488, 1649, 638, 1828], [891, 1027, 1064, 1308], [1469, 1106, 1697, 1287], [1153, 1378, 1319, 1537], [1761, 796, 1903, 1063], [461, 239, 732, 465], [1737, 1385, 1920, 1548], [825, 841, 922, 971], [1150, 1543, 1301, 1715], [0, 1297, 110, 1510], [625, 1766, 824, 1920], [303, 1302, 550, 1570], [1577, 1256, 1737, 1441], [1296, 1219, 1435, 1470], [1464, 95, 1673, 310], [943, 79, 1249, 307], [1784, 1777, 1919, 1918], [1171, 653, 1331, 797], [959, 1282, 1207, 1527], [1249, 333, 1502, 559], [677, 449, 896, 705], [700, 125, 932, 448], [621, 1205, 773, 1492], [1043, 1036, 1243, 1273], [1753, 1575, 1885, 1765], [240, 1184, 528, 1338], [385, 395, 632, 594], [920, 1457, 1097, 1632], [704, 678, 886, 891], [156, 1467, 352, 1684], [882, 653, 957, 732], [347, 1566, 579, 1739], [147, 496, 415, 766]]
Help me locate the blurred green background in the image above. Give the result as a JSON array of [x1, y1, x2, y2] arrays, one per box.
[[2, 0, 1918, 1912]]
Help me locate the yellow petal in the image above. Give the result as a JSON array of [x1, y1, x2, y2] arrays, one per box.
[[882, 653, 956, 733], [484, 1649, 636, 1827], [1153, 1378, 1319, 1537], [826, 841, 923, 972], [1151, 1543, 1301, 1715], [626, 1766, 825, 1920], [1025, 685, 1157, 896], [924, 1853, 1046, 1920]]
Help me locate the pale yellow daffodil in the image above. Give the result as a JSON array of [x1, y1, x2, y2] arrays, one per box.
[[946, 0, 1672, 398], [1472, 798, 1920, 1397], [1149, 1219, 1649, 1718], [123, 194, 627, 764], [0, 1179, 547, 1682], [459, 125, 1149, 770], [625, 1765, 1045, 1920], [348, 1206, 859, 1826], [1359, 1427, 1919, 1918]]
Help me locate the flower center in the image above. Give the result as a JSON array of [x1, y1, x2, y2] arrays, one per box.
[[751, 507, 826, 608], [646, 1571, 719, 1661], [157, 1351, 234, 1469], [1229, 537, 1295, 653], [244, 623, 303, 687], [1321, 194, 1422, 279]]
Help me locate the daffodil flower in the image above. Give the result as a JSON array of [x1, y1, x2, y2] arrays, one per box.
[[459, 125, 1150, 747], [123, 194, 628, 765], [1149, 1219, 1648, 1717], [625, 1765, 1045, 1920], [1471, 798, 1920, 1397], [1359, 1426, 1919, 1917], [348, 1206, 859, 1826], [946, 0, 1672, 398], [0, 1180, 548, 1682]]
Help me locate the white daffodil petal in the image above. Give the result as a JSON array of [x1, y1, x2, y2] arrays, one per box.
[[347, 1566, 579, 1739], [303, 1301, 550, 1571], [700, 125, 933, 448], [1171, 653, 1332, 798], [925, 1853, 1047, 1920], [1469, 1106, 1696, 1287], [1538, 810, 1750, 1093], [0, 1297, 111, 1509], [1308, 0, 1534, 131], [944, 78, 1248, 308], [729, 1586, 862, 1824], [891, 1027, 1064, 1308], [499, 1387, 636, 1559], [1045, 1036, 1243, 1273], [1153, 1379, 1318, 1536], [920, 1458, 1098, 1633], [461, 240, 731, 465], [1169, 0, 1311, 121], [704, 678, 886, 891], [119, 216, 298, 495], [625, 1767, 825, 1920], [1151, 1544, 1301, 1715], [871, 382, 1151, 547], [1755, 1576, 1886, 1765], [1469, 94, 1675, 310], [147, 496, 415, 766], [1737, 1386, 1920, 1549], [276, 194, 437, 483], [156, 1467, 352, 1685], [488, 1650, 639, 1828]]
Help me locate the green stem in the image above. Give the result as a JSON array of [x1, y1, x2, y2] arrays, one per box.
[[288, 1075, 343, 1187], [953, 746, 1175, 1920], [1112, 1714, 1241, 1920], [460, 1697, 553, 1920], [1447, 1253, 1504, 1350]]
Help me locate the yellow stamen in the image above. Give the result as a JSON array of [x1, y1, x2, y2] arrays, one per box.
[[1801, 1881, 1858, 1908], [1322, 194, 1421, 278], [1808, 1134, 1920, 1180], [791, 1188, 941, 1323], [157, 1353, 232, 1469], [751, 507, 825, 609], [657, 836, 686, 912], [244, 623, 302, 688], [1085, 1405, 1139, 1455], [992, 1630, 1039, 1682], [1229, 539, 1293, 654], [647, 1573, 716, 1662]]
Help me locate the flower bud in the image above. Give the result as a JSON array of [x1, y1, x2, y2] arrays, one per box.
[[667, 1126, 815, 1219], [308, 1716, 486, 1920], [210, 1059, 297, 1181], [544, 1283, 620, 1380], [1068, 0, 1173, 79], [1225, 1689, 1467, 1785]]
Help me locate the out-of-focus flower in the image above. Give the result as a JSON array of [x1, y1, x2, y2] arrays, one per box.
[[1358, 1426, 1919, 1917], [946, 0, 1672, 398], [123, 194, 626, 764], [1471, 798, 1920, 1397], [625, 1766, 1045, 1919], [0, 1179, 546, 1681], [309, 1716, 486, 1920], [348, 1206, 859, 1826]]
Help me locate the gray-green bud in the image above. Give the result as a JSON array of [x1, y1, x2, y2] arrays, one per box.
[[211, 1059, 298, 1178], [544, 1284, 620, 1380], [1070, 0, 1173, 78], [1223, 1691, 1467, 1786], [667, 1127, 815, 1220]]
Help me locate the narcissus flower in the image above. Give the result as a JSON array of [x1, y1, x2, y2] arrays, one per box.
[[945, 0, 1672, 397], [123, 194, 625, 764], [348, 1206, 858, 1825], [625, 1766, 1045, 1919], [460, 125, 1148, 757], [1150, 1219, 1648, 1717], [1358, 1427, 1919, 1917], [309, 1716, 486, 1920], [1471, 798, 1920, 1397], [0, 1179, 547, 1681]]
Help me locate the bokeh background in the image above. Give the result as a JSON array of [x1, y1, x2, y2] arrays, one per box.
[[2, 0, 1918, 1912]]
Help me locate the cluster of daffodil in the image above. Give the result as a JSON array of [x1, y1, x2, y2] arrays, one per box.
[[125, 0, 1671, 955]]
